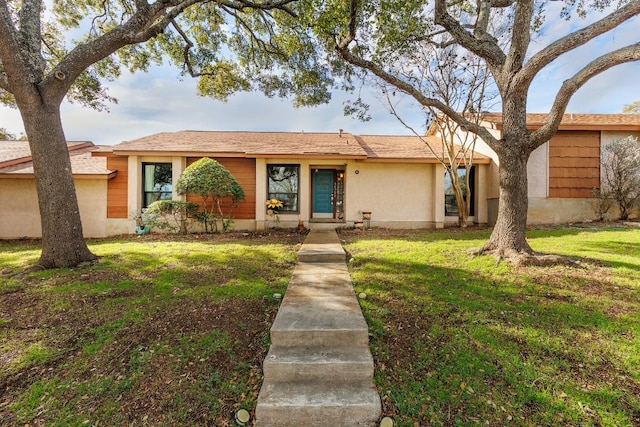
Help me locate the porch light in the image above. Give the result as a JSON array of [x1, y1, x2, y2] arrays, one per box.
[[235, 409, 250, 425]]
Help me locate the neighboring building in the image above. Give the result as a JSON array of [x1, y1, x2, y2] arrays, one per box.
[[0, 140, 115, 238], [1, 113, 638, 239], [466, 113, 640, 225]]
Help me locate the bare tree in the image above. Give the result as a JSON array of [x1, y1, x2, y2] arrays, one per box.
[[601, 136, 640, 220], [382, 38, 498, 227]]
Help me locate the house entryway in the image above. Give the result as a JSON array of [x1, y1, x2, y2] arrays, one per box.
[[311, 168, 345, 221]]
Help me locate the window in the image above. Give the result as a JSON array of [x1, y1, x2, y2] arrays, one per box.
[[267, 165, 299, 212], [445, 166, 475, 216], [143, 163, 172, 207]]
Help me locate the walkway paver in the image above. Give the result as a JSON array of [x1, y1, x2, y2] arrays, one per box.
[[255, 230, 381, 426]]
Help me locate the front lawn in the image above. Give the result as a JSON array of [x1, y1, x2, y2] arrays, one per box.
[[2, 226, 638, 426], [341, 225, 640, 427], [0, 232, 304, 426]]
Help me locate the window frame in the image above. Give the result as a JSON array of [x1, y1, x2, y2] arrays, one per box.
[[142, 162, 173, 208], [267, 164, 300, 213], [444, 166, 475, 217]]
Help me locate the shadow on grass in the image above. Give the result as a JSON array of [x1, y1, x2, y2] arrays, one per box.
[[346, 235, 640, 427]]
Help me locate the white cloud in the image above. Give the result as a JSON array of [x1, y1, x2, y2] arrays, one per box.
[[2, 11, 639, 144]]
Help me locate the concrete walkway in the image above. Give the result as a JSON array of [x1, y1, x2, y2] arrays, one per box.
[[255, 230, 381, 426]]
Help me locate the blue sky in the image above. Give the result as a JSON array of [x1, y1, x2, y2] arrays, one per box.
[[1, 8, 638, 146]]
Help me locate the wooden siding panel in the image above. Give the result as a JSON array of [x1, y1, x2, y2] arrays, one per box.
[[548, 131, 600, 198], [185, 157, 256, 219], [549, 147, 600, 158], [107, 157, 129, 218]]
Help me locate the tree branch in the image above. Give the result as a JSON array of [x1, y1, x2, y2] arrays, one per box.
[[521, 0, 640, 85], [220, 4, 284, 58], [0, 0, 36, 96], [532, 42, 640, 145], [220, 0, 296, 17], [41, 0, 198, 101], [503, 0, 533, 75], [19, 0, 44, 76], [433, 0, 506, 68], [338, 43, 499, 147], [41, 0, 296, 103], [335, 0, 500, 148]]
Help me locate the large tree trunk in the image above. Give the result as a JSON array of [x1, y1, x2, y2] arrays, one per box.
[[20, 102, 98, 268], [480, 146, 533, 257]]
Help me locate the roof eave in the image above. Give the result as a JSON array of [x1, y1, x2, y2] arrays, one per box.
[[360, 157, 492, 164], [252, 153, 367, 160], [0, 172, 115, 179], [111, 150, 248, 158]]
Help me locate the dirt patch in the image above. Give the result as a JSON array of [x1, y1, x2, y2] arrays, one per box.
[[97, 229, 309, 246]]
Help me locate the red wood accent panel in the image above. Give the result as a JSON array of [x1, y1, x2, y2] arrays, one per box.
[[548, 131, 600, 198], [107, 157, 129, 218], [185, 157, 256, 219]]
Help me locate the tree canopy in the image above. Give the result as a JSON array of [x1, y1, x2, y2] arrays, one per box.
[[0, 126, 16, 139], [623, 100, 640, 113], [0, 0, 331, 267]]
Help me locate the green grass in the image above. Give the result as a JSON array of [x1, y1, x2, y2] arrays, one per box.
[[2, 227, 639, 426], [0, 233, 302, 426], [341, 226, 640, 427]]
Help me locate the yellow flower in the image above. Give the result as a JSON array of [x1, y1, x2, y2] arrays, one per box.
[[266, 198, 284, 209]]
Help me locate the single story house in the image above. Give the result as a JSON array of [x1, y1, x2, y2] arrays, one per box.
[[1, 113, 638, 238], [91, 130, 492, 235]]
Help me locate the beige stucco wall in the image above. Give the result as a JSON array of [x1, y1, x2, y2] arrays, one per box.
[[528, 143, 549, 198], [345, 161, 438, 228], [528, 198, 598, 224], [254, 159, 442, 230], [0, 178, 108, 239]]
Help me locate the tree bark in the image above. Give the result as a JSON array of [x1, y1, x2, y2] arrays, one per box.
[[480, 145, 533, 256], [20, 101, 98, 268]]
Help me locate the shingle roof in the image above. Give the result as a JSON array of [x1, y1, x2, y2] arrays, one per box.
[[103, 131, 368, 158], [0, 141, 114, 178], [101, 130, 488, 163], [355, 135, 490, 163], [480, 113, 640, 130]]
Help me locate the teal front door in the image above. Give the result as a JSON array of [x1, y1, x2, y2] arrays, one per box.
[[313, 170, 334, 217]]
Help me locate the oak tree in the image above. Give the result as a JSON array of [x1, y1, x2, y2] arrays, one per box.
[[302, 0, 640, 260], [0, 0, 328, 268]]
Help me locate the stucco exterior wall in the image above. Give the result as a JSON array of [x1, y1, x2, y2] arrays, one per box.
[[528, 143, 549, 198], [528, 198, 598, 224], [254, 159, 440, 230], [0, 178, 108, 239], [344, 162, 437, 228], [468, 128, 501, 200], [600, 130, 640, 150]]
